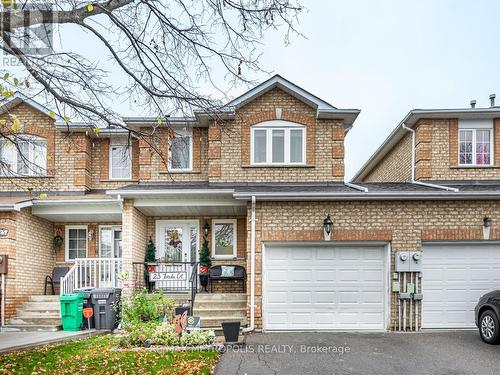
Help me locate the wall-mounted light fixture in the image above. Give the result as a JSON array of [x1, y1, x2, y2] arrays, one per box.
[[203, 221, 210, 237], [483, 217, 492, 240], [323, 214, 333, 241]]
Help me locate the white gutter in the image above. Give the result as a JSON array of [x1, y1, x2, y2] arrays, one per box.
[[0, 200, 33, 212], [401, 123, 459, 192], [243, 195, 256, 333], [106, 189, 235, 196], [232, 191, 500, 200], [32, 198, 122, 205], [345, 181, 369, 192]]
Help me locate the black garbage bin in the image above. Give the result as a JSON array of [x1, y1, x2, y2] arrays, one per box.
[[75, 287, 95, 329], [90, 288, 121, 330]]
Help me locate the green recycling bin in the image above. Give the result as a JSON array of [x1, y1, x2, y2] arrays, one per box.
[[60, 292, 85, 331]]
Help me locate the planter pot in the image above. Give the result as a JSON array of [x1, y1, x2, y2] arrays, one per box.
[[221, 321, 240, 343], [199, 274, 209, 292], [199, 265, 209, 274]]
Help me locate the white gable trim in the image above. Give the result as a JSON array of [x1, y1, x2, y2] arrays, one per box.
[[226, 74, 337, 111], [0, 92, 63, 121]]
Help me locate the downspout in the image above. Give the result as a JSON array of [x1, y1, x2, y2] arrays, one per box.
[[345, 181, 369, 192], [402, 123, 459, 192], [243, 195, 256, 333]]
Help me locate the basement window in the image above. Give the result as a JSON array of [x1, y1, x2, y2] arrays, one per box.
[[251, 120, 305, 165]]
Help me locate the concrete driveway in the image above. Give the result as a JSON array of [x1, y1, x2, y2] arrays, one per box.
[[215, 331, 500, 375]]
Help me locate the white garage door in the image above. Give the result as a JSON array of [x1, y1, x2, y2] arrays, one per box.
[[422, 243, 500, 329], [263, 244, 387, 331]]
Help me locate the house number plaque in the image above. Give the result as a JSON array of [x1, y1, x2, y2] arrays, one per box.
[[149, 271, 187, 281]]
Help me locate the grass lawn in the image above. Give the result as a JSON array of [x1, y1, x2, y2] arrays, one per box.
[[0, 335, 219, 375]]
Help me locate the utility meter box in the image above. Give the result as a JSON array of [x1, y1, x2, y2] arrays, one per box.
[[396, 251, 423, 272], [395, 251, 410, 272], [409, 251, 422, 272]]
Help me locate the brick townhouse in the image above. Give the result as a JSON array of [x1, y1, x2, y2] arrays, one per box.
[[0, 75, 499, 332]]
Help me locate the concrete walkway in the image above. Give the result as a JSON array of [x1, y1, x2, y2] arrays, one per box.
[[0, 329, 106, 354]]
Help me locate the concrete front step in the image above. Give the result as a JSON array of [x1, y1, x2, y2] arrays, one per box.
[[193, 301, 246, 309], [16, 311, 60, 318], [29, 295, 60, 302], [195, 293, 246, 301], [2, 324, 62, 332], [23, 301, 60, 310], [193, 307, 246, 318], [200, 317, 248, 329], [8, 317, 62, 326]]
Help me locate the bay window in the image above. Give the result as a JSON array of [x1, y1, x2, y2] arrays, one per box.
[[169, 128, 192, 171], [0, 136, 47, 176], [251, 121, 305, 165]]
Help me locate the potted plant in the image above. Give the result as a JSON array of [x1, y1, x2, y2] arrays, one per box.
[[144, 239, 157, 292], [199, 239, 211, 292]]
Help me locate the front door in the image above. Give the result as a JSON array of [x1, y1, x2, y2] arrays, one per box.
[[155, 220, 198, 290], [99, 226, 122, 287]]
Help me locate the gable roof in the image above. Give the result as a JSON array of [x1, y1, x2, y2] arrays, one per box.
[[0, 92, 63, 121], [352, 106, 500, 181], [226, 74, 337, 111], [196, 74, 361, 131]]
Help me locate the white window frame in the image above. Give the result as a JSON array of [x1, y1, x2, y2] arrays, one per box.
[[168, 128, 193, 172], [98, 225, 122, 259], [0, 135, 47, 176], [458, 121, 494, 166], [65, 225, 88, 262], [250, 120, 306, 166], [212, 219, 237, 259], [109, 141, 132, 180]]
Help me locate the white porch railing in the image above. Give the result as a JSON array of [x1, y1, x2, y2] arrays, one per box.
[[60, 258, 123, 295]]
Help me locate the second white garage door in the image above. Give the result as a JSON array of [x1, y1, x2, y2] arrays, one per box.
[[263, 244, 387, 331], [422, 243, 500, 329]]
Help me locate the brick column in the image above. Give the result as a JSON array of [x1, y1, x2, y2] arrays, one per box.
[[208, 124, 222, 179], [415, 121, 433, 180], [332, 125, 345, 179], [73, 135, 92, 190], [121, 199, 148, 297]]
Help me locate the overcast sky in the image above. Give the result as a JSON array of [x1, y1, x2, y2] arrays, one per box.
[[51, 1, 500, 179], [249, 0, 500, 179]]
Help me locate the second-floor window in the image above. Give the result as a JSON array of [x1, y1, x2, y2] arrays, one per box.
[[169, 129, 192, 171], [251, 121, 305, 165], [109, 143, 131, 179], [459, 128, 492, 165], [0, 136, 47, 176]]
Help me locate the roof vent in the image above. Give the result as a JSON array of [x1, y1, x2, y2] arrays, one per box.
[[490, 94, 496, 107], [470, 100, 477, 109]]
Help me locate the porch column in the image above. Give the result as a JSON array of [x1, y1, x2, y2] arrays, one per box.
[[121, 199, 148, 297]]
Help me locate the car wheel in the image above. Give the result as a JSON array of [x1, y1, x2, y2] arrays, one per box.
[[479, 310, 500, 344]]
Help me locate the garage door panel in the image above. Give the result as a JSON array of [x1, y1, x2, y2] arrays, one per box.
[[423, 243, 500, 329], [264, 245, 386, 330]]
